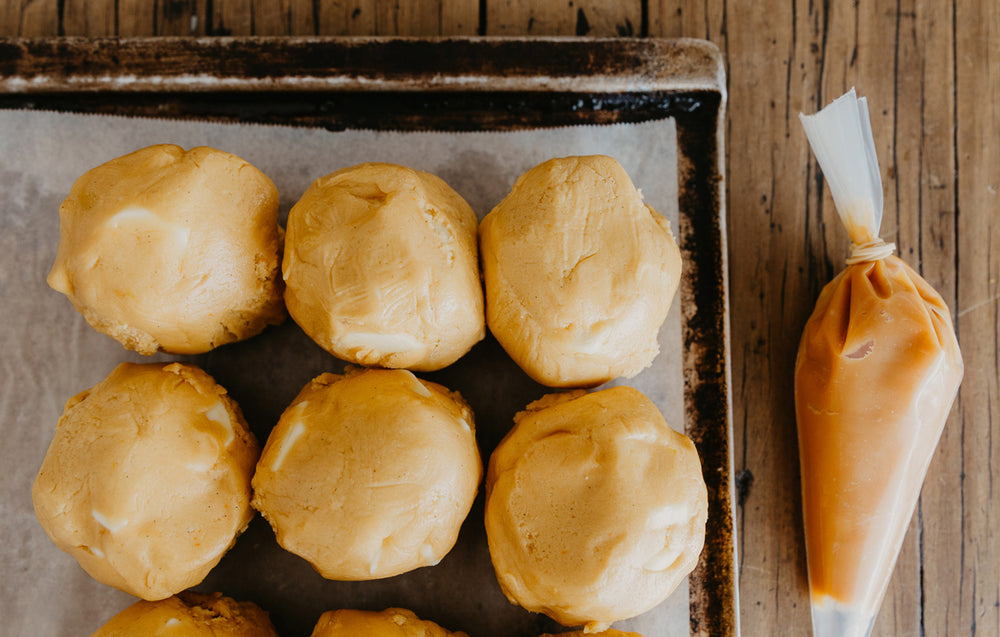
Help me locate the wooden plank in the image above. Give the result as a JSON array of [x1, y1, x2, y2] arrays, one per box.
[[948, 0, 1000, 635], [486, 0, 642, 36], [0, 2, 15, 35], [211, 0, 253, 35], [9, 0, 477, 47], [208, 0, 321, 36], [0, 0, 17, 35], [440, 0, 478, 35], [288, 0, 318, 35], [314, 0, 376, 35], [289, 0, 475, 37], [146, 0, 206, 36], [251, 0, 293, 35], [649, 0, 709, 40], [116, 0, 156, 36], [723, 0, 814, 633], [4, 0, 59, 36], [61, 0, 115, 36], [374, 0, 478, 35]]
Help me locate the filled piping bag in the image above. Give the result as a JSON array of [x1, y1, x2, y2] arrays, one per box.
[[795, 89, 963, 637]]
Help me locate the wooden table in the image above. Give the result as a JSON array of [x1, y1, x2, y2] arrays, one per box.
[[2, 2, 997, 636]]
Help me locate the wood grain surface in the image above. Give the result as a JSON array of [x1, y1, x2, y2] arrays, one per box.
[[1, 2, 997, 637]]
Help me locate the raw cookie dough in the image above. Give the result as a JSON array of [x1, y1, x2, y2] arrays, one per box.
[[309, 608, 468, 637], [283, 162, 484, 371], [485, 386, 707, 630], [32, 362, 259, 600], [252, 367, 482, 580], [47, 144, 285, 355], [91, 591, 278, 637], [479, 155, 682, 387]]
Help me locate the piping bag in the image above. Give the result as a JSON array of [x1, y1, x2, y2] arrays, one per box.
[[795, 89, 963, 637]]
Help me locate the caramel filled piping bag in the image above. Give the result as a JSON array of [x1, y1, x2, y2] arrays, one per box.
[[796, 89, 962, 637]]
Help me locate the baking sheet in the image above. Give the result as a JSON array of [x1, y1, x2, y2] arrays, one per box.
[[0, 109, 688, 637]]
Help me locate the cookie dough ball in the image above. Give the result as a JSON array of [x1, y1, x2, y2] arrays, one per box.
[[91, 592, 278, 637], [485, 386, 707, 630], [32, 362, 259, 600], [47, 144, 285, 355], [283, 162, 484, 371], [309, 608, 468, 637], [252, 368, 482, 580], [480, 155, 682, 387]]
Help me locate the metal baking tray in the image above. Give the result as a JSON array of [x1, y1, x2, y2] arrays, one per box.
[[0, 36, 735, 637]]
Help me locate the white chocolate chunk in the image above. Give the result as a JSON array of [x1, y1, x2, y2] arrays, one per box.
[[419, 543, 440, 565], [647, 501, 690, 529], [271, 420, 306, 472], [337, 332, 426, 359], [107, 206, 191, 248], [401, 370, 432, 398], [92, 510, 129, 533], [571, 321, 614, 355], [107, 206, 157, 225], [644, 542, 685, 572], [81, 544, 104, 558], [204, 401, 234, 447]]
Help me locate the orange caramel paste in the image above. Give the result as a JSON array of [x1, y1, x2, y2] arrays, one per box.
[[795, 255, 962, 612]]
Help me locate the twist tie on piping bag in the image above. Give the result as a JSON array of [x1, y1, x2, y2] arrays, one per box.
[[846, 239, 895, 265]]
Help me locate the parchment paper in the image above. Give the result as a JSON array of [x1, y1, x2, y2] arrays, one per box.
[[0, 110, 683, 637]]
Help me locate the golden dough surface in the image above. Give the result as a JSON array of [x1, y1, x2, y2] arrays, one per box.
[[32, 362, 260, 600], [252, 368, 482, 580], [283, 162, 484, 371], [479, 155, 681, 387], [309, 608, 468, 637], [485, 386, 707, 630], [47, 144, 285, 355], [91, 592, 278, 637]]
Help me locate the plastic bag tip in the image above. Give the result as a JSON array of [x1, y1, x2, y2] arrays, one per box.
[[810, 597, 877, 637], [799, 86, 858, 121], [799, 87, 884, 247]]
